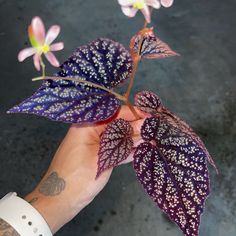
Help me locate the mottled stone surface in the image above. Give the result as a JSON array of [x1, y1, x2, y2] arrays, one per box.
[[0, 0, 235, 235]]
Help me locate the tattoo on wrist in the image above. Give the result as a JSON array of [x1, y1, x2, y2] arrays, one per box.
[[39, 171, 66, 196], [0, 219, 20, 236], [28, 197, 38, 205]]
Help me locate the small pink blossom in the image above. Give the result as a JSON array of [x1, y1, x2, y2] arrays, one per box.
[[118, 0, 174, 23], [18, 17, 64, 71]]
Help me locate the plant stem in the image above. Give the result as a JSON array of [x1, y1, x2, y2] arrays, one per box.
[[125, 21, 148, 100], [125, 100, 140, 119], [143, 19, 148, 29], [124, 56, 141, 100], [40, 57, 46, 77]]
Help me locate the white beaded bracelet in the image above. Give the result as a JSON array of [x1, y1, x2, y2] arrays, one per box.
[[0, 192, 53, 236]]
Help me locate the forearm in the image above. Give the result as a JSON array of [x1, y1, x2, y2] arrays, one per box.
[[0, 124, 116, 236], [0, 172, 68, 236], [23, 163, 99, 235], [24, 170, 79, 234], [24, 190, 69, 234], [0, 169, 88, 236]]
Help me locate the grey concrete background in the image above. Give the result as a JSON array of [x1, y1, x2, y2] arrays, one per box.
[[0, 0, 235, 235]]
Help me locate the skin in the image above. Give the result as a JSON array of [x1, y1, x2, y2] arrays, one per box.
[[0, 106, 146, 235]]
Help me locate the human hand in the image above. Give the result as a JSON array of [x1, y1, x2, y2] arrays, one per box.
[[24, 106, 146, 234]]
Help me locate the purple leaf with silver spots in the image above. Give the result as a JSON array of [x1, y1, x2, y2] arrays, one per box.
[[135, 90, 217, 170], [133, 117, 210, 236], [7, 79, 120, 124], [130, 28, 179, 59], [97, 119, 134, 178], [7, 38, 133, 124], [135, 90, 162, 115], [57, 38, 133, 88]]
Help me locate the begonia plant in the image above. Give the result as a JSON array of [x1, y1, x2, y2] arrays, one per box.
[[7, 1, 217, 235]]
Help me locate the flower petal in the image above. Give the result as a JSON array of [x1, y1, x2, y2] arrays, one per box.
[[146, 0, 161, 9], [50, 42, 64, 51], [45, 25, 60, 45], [31, 16, 45, 45], [18, 47, 37, 62], [121, 6, 138, 17], [141, 5, 151, 23], [161, 0, 174, 7], [33, 53, 41, 71], [118, 0, 135, 7], [45, 52, 60, 67]]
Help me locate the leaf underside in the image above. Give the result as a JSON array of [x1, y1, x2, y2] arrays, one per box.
[[97, 119, 134, 178], [133, 117, 210, 236], [8, 38, 133, 124], [130, 28, 179, 60]]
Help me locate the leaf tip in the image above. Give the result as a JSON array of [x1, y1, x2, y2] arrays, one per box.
[[6, 107, 17, 114], [95, 170, 101, 180]]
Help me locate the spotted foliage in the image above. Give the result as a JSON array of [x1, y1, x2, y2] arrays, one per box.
[[135, 90, 217, 170], [97, 119, 134, 178], [7, 78, 121, 124], [135, 90, 162, 115], [57, 38, 133, 88], [133, 117, 210, 236], [130, 28, 179, 59], [7, 38, 133, 124]]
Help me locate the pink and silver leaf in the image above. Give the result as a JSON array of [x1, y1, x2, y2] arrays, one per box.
[[130, 28, 179, 59], [135, 90, 217, 170], [133, 117, 210, 236], [97, 119, 134, 178]]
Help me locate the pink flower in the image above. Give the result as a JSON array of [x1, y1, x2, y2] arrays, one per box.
[[18, 17, 64, 71], [118, 0, 174, 23]]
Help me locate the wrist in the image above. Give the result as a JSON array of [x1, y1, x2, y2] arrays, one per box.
[[24, 166, 99, 234], [24, 189, 86, 234]]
